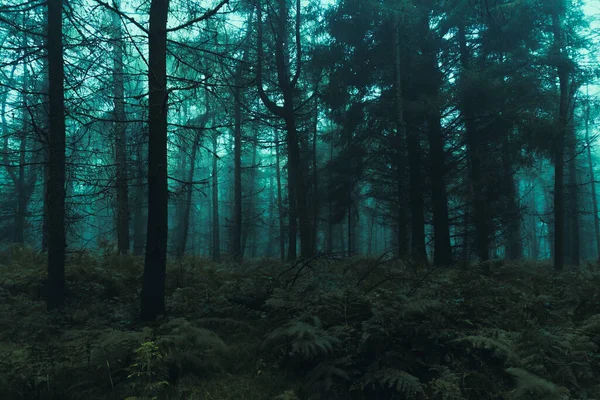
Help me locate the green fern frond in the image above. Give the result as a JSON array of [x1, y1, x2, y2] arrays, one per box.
[[450, 334, 515, 364], [273, 389, 299, 400], [263, 318, 341, 360], [360, 368, 424, 398], [580, 314, 600, 336], [505, 367, 569, 398], [158, 318, 229, 374], [400, 298, 443, 318], [427, 366, 462, 399]]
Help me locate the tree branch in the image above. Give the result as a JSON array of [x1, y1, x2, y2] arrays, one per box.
[[256, 0, 285, 117], [166, 0, 230, 32], [290, 0, 301, 88], [91, 0, 148, 34]]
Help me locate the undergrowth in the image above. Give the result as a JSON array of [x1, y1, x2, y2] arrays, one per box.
[[1, 245, 599, 399]]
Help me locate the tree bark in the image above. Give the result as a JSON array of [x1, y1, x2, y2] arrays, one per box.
[[585, 91, 600, 262], [176, 130, 200, 259], [458, 24, 489, 262], [241, 129, 258, 258], [111, 0, 130, 255], [407, 130, 426, 263], [231, 12, 253, 261], [232, 82, 243, 260], [212, 134, 221, 261], [141, 0, 169, 321], [132, 128, 146, 256], [551, 8, 568, 271], [502, 135, 522, 260], [311, 88, 319, 252], [394, 14, 409, 258], [275, 130, 285, 260], [421, 15, 452, 266], [46, 0, 67, 310], [566, 121, 580, 266]]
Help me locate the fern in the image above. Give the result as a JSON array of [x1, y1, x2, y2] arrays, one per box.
[[580, 314, 600, 336], [359, 367, 424, 398], [427, 366, 462, 399], [505, 367, 569, 399], [304, 357, 353, 394], [158, 318, 229, 374], [90, 328, 152, 372], [263, 316, 341, 360], [450, 334, 516, 365], [126, 341, 169, 399]]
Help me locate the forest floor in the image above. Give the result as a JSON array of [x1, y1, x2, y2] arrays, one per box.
[[1, 247, 600, 400]]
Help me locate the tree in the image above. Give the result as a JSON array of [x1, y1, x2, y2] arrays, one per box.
[[140, 0, 169, 321], [111, 0, 130, 255], [46, 0, 67, 309], [418, 3, 452, 266], [550, 0, 572, 271], [231, 11, 254, 261], [256, 0, 314, 259]]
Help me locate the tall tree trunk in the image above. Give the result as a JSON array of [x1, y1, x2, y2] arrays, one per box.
[[141, 0, 169, 321], [176, 131, 200, 259], [285, 118, 299, 260], [212, 135, 221, 261], [551, 8, 568, 271], [428, 113, 453, 266], [458, 24, 489, 261], [421, 16, 452, 266], [339, 223, 345, 254], [311, 88, 319, 252], [275, 130, 285, 260], [241, 130, 258, 258], [14, 85, 27, 244], [407, 130, 426, 263], [42, 156, 50, 251], [132, 129, 146, 255], [585, 91, 600, 262], [347, 202, 353, 256], [530, 213, 539, 260], [566, 121, 580, 266], [232, 85, 243, 260], [256, 0, 313, 259], [14, 23, 29, 245], [15, 128, 27, 245], [327, 141, 333, 253], [367, 210, 375, 256], [231, 12, 253, 261], [267, 175, 275, 257], [112, 0, 130, 255], [394, 14, 409, 258], [502, 135, 522, 260], [46, 0, 67, 310]]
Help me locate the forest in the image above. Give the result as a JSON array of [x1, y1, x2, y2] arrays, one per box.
[[1, 0, 600, 398]]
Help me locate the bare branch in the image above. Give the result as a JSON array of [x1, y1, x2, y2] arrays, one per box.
[[166, 0, 230, 33], [91, 0, 148, 34]]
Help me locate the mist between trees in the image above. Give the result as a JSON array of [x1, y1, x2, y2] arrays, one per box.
[[0, 0, 599, 318]]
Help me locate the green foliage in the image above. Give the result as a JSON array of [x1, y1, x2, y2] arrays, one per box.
[[158, 318, 229, 375], [426, 366, 462, 400], [449, 334, 516, 365], [505, 367, 569, 400], [359, 368, 425, 398], [263, 316, 341, 360], [126, 341, 169, 400], [2, 251, 600, 399]]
